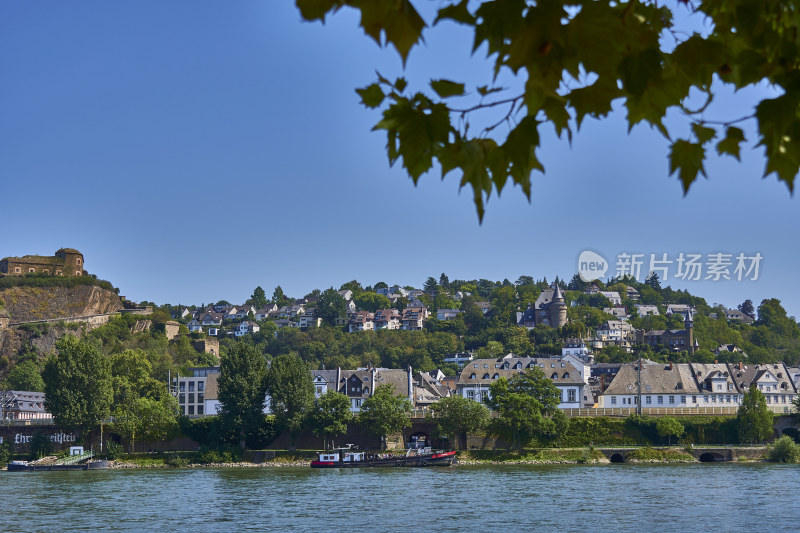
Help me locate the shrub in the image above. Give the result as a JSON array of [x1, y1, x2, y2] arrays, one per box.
[[768, 436, 800, 463], [165, 453, 189, 467], [0, 443, 13, 465], [29, 431, 53, 460], [196, 444, 242, 464], [105, 440, 124, 460]]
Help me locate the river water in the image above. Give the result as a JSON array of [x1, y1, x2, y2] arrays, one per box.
[[1, 464, 798, 532]]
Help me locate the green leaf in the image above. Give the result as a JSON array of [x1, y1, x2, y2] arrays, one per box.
[[373, 94, 451, 183], [394, 77, 407, 92], [434, 0, 475, 26], [356, 83, 385, 108], [691, 123, 717, 144], [352, 0, 426, 65], [669, 140, 706, 194], [430, 79, 466, 98], [716, 126, 745, 161], [567, 78, 621, 128], [502, 116, 543, 200], [619, 48, 663, 98], [295, 0, 342, 22], [542, 97, 571, 142]]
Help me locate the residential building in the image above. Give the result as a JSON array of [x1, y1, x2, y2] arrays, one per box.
[[187, 319, 203, 333], [456, 356, 587, 409], [599, 362, 702, 408], [235, 320, 260, 337], [374, 308, 401, 330], [0, 391, 52, 421], [635, 304, 660, 316], [603, 307, 628, 320], [724, 308, 755, 324], [436, 308, 462, 321], [600, 291, 622, 305], [444, 352, 474, 368], [349, 311, 375, 332], [401, 307, 429, 330], [174, 367, 220, 416]]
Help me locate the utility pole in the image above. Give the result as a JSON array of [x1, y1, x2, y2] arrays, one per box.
[[636, 357, 642, 415]]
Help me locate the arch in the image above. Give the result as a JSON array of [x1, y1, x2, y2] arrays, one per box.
[[609, 453, 625, 463], [699, 452, 725, 463]]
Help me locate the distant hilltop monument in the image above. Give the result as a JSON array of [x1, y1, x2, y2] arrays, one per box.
[[0, 248, 86, 277]]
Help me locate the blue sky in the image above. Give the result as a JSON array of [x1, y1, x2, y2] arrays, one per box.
[[1, 2, 798, 317]]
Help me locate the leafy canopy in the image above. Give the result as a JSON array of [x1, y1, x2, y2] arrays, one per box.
[[428, 394, 489, 448], [297, 0, 799, 221], [737, 386, 774, 444], [43, 336, 113, 431], [486, 366, 569, 447], [358, 383, 412, 442]]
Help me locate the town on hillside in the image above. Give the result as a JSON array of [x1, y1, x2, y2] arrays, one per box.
[[1, 249, 799, 452]]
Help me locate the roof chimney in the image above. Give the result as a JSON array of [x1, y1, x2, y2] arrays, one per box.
[[669, 362, 673, 371], [739, 362, 743, 371]]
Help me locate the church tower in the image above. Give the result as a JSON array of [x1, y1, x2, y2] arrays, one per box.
[[549, 277, 568, 328], [685, 310, 694, 355]]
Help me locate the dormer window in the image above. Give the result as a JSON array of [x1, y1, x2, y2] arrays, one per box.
[[492, 373, 499, 379], [482, 373, 490, 379], [469, 373, 476, 379], [551, 373, 558, 379], [563, 372, 569, 379]]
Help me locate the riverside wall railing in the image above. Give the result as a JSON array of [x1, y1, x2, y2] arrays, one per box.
[[411, 405, 795, 419]]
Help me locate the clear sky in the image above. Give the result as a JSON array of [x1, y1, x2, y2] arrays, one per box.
[[1, 2, 798, 317]]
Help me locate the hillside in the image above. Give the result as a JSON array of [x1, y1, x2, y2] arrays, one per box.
[[0, 284, 123, 323]]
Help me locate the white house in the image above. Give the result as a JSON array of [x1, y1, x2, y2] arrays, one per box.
[[600, 291, 622, 305], [187, 319, 203, 333], [436, 308, 462, 321], [235, 320, 260, 337]]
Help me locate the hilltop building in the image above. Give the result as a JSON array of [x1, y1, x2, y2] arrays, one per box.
[[518, 278, 568, 329], [0, 248, 85, 277]]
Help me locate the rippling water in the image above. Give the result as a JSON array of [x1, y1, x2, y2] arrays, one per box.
[[2, 464, 799, 532]]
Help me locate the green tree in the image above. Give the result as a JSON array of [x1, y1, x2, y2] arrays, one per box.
[[3, 360, 45, 392], [428, 395, 489, 449], [218, 344, 269, 451], [42, 336, 113, 432], [738, 299, 756, 319], [737, 387, 775, 444], [486, 367, 568, 448], [655, 416, 684, 446], [112, 395, 179, 453], [358, 384, 412, 449], [264, 352, 315, 449], [298, 1, 799, 220], [249, 286, 269, 309], [310, 390, 352, 449], [314, 288, 347, 326], [272, 286, 292, 308], [354, 292, 392, 313]]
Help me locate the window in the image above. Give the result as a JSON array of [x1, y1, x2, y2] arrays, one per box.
[[568, 389, 576, 402], [469, 373, 476, 379], [29, 268, 35, 273], [179, 382, 186, 392], [467, 390, 474, 400], [646, 396, 652, 405], [551, 373, 558, 379], [14, 267, 21, 273], [483, 373, 490, 379], [563, 372, 569, 379], [189, 382, 195, 392], [658, 396, 663, 404], [198, 382, 204, 392], [681, 395, 686, 404], [492, 374, 499, 379], [197, 405, 204, 415], [692, 396, 697, 404], [188, 393, 195, 403], [188, 405, 194, 415], [669, 396, 675, 404], [198, 393, 204, 403], [178, 393, 185, 404], [611, 397, 617, 405]]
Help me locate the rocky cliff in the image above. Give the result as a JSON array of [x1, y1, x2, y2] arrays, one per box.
[[0, 284, 123, 323]]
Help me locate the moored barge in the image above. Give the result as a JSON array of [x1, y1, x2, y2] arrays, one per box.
[[311, 443, 456, 468]]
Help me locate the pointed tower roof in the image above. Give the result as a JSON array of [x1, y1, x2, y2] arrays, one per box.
[[552, 277, 565, 301]]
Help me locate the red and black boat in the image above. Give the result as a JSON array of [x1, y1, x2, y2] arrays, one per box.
[[311, 442, 456, 468]]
